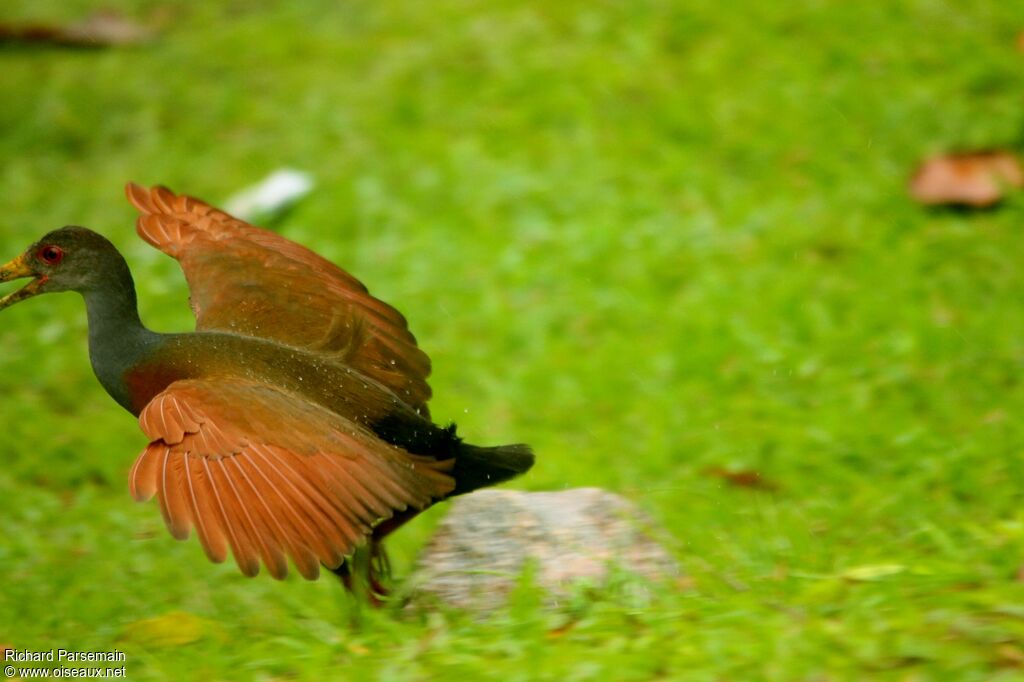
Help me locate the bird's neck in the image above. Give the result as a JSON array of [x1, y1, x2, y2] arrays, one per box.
[[81, 262, 161, 411]]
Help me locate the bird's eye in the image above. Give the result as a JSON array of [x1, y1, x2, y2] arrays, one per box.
[[37, 245, 64, 265]]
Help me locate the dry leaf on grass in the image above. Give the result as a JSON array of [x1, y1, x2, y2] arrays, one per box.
[[909, 151, 1024, 207], [703, 466, 779, 491], [0, 11, 152, 48], [998, 643, 1024, 668]]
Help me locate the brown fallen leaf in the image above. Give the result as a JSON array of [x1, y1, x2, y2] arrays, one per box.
[[997, 643, 1024, 668], [703, 466, 779, 491], [0, 10, 152, 48], [546, 620, 578, 639], [675, 575, 698, 591], [983, 409, 1007, 425], [909, 150, 1024, 207]]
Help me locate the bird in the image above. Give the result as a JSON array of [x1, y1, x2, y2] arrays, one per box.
[[0, 183, 534, 601]]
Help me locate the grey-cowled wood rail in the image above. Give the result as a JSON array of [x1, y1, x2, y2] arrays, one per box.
[[0, 183, 533, 599]]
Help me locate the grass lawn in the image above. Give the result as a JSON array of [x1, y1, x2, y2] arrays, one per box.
[[3, 0, 1024, 679]]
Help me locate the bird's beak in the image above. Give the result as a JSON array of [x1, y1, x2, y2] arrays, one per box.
[[0, 253, 45, 311]]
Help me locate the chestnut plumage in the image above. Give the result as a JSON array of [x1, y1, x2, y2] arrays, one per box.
[[0, 183, 533, 598]]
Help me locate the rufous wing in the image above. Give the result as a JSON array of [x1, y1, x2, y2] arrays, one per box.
[[127, 378, 454, 580], [125, 183, 432, 413]]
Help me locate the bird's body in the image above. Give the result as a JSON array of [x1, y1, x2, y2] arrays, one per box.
[[0, 184, 533, 596], [101, 326, 425, 429]]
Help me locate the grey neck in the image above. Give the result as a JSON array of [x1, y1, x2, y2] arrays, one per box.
[[81, 266, 161, 411]]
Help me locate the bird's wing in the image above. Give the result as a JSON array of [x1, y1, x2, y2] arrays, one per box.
[[128, 378, 454, 580], [125, 182, 432, 413]]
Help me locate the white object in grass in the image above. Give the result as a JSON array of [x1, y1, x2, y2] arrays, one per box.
[[224, 169, 315, 221]]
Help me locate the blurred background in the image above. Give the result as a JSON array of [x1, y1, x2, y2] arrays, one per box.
[[2, 0, 1024, 679]]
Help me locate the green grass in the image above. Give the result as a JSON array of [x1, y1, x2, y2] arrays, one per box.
[[2, 0, 1024, 679]]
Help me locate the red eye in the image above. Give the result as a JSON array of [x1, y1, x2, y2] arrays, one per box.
[[37, 245, 64, 265]]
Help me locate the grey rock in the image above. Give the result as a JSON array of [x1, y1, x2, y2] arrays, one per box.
[[409, 487, 680, 611]]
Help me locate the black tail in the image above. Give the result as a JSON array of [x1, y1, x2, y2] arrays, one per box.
[[450, 442, 535, 496]]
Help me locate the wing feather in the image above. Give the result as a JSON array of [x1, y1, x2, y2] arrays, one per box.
[[214, 459, 263, 577], [247, 445, 349, 567], [126, 183, 432, 413], [130, 378, 453, 580], [157, 448, 192, 540], [234, 453, 323, 580], [204, 459, 258, 577], [184, 454, 229, 563], [226, 456, 289, 579], [129, 445, 160, 501]]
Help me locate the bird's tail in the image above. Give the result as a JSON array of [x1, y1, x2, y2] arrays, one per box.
[[451, 442, 535, 496]]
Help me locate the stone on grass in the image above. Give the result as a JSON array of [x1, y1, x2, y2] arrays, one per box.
[[409, 487, 679, 611]]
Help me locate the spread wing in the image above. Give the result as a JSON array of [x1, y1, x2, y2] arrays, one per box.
[[125, 183, 432, 412], [128, 378, 454, 580]]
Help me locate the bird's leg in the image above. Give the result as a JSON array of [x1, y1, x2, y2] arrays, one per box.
[[329, 509, 426, 605], [363, 508, 423, 603], [367, 538, 391, 599], [330, 558, 356, 593], [329, 546, 386, 607], [370, 508, 420, 544]]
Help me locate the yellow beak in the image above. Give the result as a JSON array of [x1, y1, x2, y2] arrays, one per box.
[[0, 253, 44, 310]]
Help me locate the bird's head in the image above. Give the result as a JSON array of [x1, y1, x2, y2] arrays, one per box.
[[0, 226, 123, 310]]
